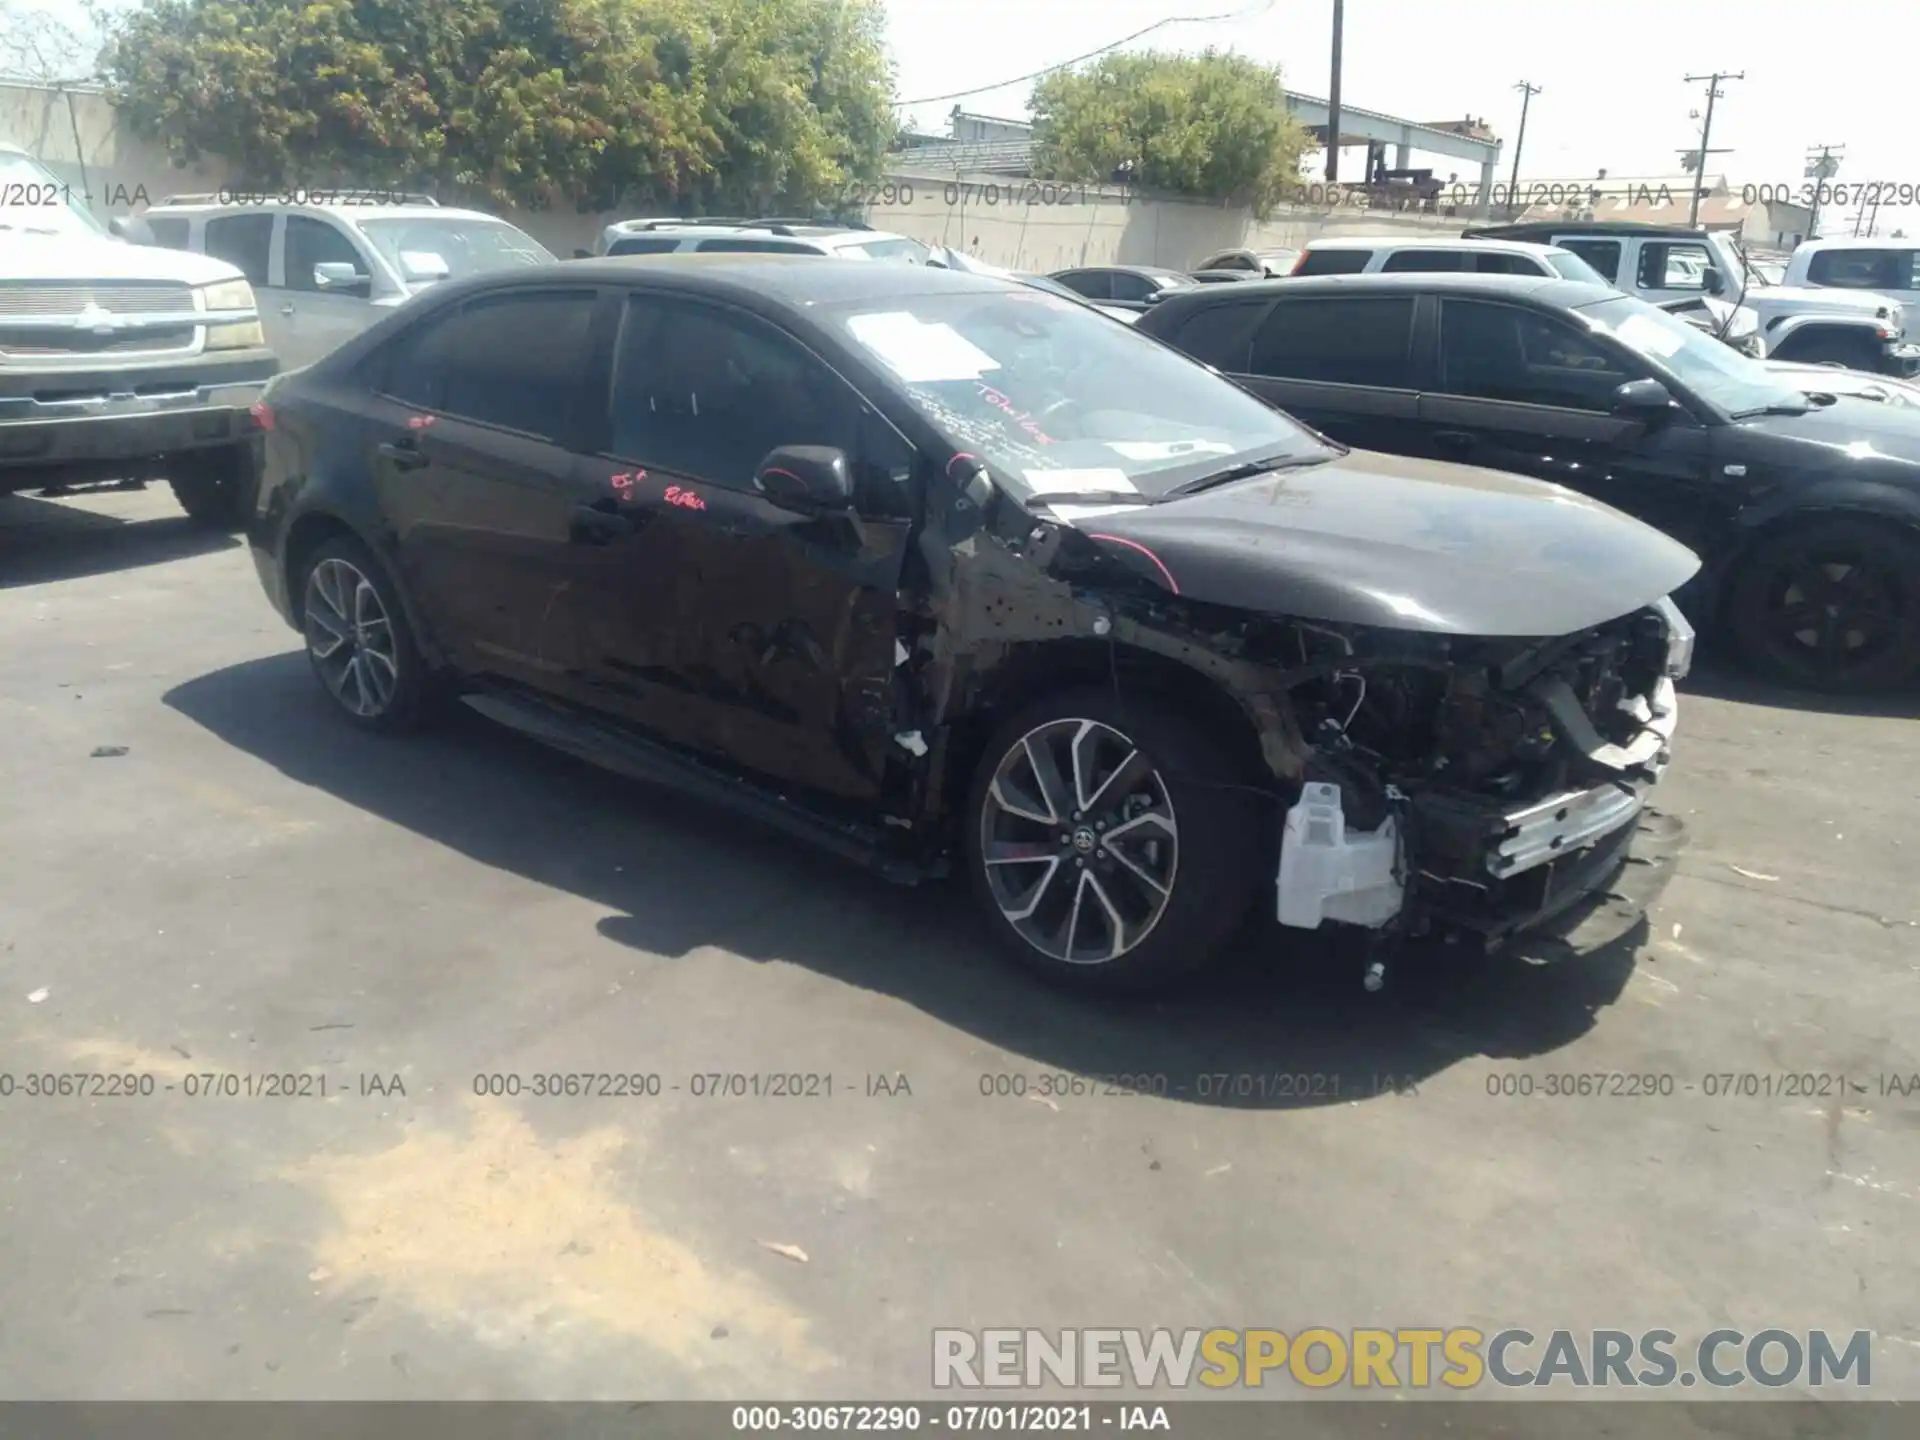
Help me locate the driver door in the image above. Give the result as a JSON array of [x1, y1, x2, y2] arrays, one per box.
[[1414, 297, 1720, 548], [275, 214, 383, 366], [568, 293, 919, 802]]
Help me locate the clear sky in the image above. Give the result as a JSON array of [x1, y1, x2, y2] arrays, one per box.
[[19, 0, 1916, 236], [885, 0, 1916, 235]]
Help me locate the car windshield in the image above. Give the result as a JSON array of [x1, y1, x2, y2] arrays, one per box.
[[831, 285, 1332, 500], [1579, 294, 1809, 417], [0, 151, 108, 238], [846, 236, 930, 264], [1546, 250, 1610, 285], [356, 216, 553, 284]]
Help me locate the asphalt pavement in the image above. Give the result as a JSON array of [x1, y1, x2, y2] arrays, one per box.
[[1, 486, 1917, 1417]]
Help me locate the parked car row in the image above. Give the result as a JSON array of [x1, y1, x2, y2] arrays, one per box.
[[10, 160, 1914, 996]]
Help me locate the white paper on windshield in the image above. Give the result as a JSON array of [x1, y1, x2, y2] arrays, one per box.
[[848, 312, 1001, 382], [1045, 503, 1143, 522], [1615, 313, 1685, 358], [1021, 468, 1140, 495], [1105, 439, 1239, 461]]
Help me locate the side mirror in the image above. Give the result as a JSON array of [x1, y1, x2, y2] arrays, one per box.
[[1612, 378, 1676, 417], [313, 262, 370, 293], [1702, 266, 1726, 296], [754, 445, 853, 513]]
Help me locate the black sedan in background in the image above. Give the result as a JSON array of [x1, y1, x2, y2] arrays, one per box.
[[1139, 272, 1920, 692], [243, 257, 1694, 991], [1046, 264, 1195, 313]]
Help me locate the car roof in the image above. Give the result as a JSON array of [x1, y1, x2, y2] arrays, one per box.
[[1058, 263, 1189, 278], [1795, 235, 1919, 252], [1465, 220, 1714, 241], [1156, 270, 1614, 306], [1304, 234, 1570, 255], [143, 199, 504, 225], [563, 252, 1013, 303]]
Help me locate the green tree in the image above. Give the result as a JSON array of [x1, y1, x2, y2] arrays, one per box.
[[99, 0, 896, 212], [1030, 49, 1309, 217]]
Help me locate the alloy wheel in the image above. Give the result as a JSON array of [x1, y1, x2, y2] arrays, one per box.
[[304, 557, 400, 718], [979, 717, 1178, 965], [1762, 547, 1905, 681]]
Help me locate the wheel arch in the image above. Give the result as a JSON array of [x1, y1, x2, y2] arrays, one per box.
[[282, 510, 450, 670], [1765, 320, 1885, 365], [938, 637, 1280, 823]]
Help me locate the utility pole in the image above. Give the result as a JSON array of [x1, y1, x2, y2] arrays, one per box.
[[1804, 143, 1844, 240], [1325, 0, 1344, 183], [1508, 81, 1540, 217], [1683, 71, 1742, 227]]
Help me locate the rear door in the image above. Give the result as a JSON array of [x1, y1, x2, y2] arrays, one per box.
[[366, 286, 601, 690], [1551, 236, 1625, 287], [568, 292, 919, 801], [1231, 294, 1423, 452], [1415, 296, 1721, 547]]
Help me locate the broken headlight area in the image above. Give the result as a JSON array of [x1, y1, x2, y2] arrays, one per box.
[[1268, 603, 1683, 944]]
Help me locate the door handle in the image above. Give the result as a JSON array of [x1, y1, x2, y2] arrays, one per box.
[[1432, 430, 1476, 450], [376, 439, 429, 471], [570, 502, 633, 545]]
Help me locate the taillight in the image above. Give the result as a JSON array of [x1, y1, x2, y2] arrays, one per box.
[[250, 401, 276, 431]]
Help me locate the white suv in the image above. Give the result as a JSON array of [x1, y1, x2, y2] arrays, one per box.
[[1291, 234, 1612, 282], [1782, 238, 1920, 339], [134, 193, 555, 368], [591, 218, 931, 263]]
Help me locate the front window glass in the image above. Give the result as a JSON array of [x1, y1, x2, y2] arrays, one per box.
[[1579, 294, 1809, 417], [355, 217, 553, 285], [830, 287, 1332, 501]]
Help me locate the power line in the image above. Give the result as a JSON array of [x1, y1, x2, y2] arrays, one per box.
[[896, 1, 1275, 108]]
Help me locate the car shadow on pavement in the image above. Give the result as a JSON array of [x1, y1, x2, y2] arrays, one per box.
[[1681, 656, 1920, 719], [0, 490, 237, 589], [167, 654, 1654, 1111]]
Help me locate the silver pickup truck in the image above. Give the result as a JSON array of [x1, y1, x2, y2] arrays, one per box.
[[1, 145, 276, 527]]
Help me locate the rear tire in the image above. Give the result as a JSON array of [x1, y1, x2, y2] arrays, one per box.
[[167, 447, 252, 530], [1724, 518, 1920, 692], [297, 535, 438, 732], [964, 687, 1268, 994]]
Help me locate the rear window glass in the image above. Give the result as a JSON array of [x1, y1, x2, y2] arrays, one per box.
[[608, 236, 685, 256], [146, 216, 190, 249], [1806, 248, 1916, 290], [1293, 248, 1372, 276], [1556, 238, 1622, 282], [1168, 301, 1270, 371], [1249, 297, 1415, 386]]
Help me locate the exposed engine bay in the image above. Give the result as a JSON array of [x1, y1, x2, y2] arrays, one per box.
[[1263, 597, 1691, 947]]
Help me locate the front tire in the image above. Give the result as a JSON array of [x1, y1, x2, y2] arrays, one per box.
[[965, 688, 1267, 993], [298, 535, 437, 731], [167, 447, 252, 530], [1724, 518, 1920, 692]]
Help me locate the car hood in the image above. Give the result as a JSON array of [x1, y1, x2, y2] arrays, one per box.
[[1733, 391, 1920, 460], [0, 230, 246, 287], [1753, 284, 1897, 316], [1054, 449, 1701, 636]]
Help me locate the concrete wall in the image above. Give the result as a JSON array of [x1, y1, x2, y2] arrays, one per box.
[[4, 82, 1480, 271], [1, 82, 230, 213]]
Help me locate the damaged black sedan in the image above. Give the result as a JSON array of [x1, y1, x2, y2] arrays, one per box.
[[245, 257, 1696, 991]]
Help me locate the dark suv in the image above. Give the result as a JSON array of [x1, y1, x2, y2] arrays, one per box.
[[246, 257, 1695, 991], [1138, 272, 1920, 692]]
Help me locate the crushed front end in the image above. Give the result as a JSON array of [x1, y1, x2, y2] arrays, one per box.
[[1268, 596, 1693, 948]]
